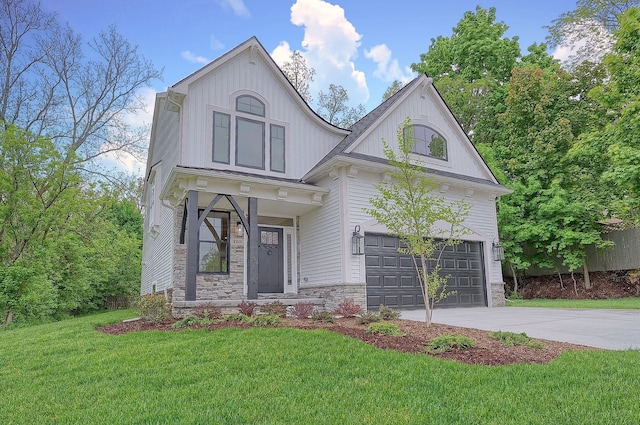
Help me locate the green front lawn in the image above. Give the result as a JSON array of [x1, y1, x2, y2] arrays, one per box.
[[1, 310, 638, 424], [507, 297, 640, 309]]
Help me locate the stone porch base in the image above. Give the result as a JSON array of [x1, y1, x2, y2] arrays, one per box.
[[172, 297, 325, 317]]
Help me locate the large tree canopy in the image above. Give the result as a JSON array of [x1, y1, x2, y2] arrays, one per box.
[[0, 0, 161, 171]]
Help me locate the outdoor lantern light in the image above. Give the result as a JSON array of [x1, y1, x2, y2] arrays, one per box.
[[492, 241, 505, 261], [236, 221, 244, 237], [352, 225, 365, 255]]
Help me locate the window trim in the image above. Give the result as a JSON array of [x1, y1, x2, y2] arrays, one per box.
[[197, 210, 230, 274]]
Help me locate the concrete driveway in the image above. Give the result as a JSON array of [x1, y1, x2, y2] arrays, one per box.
[[400, 307, 640, 350]]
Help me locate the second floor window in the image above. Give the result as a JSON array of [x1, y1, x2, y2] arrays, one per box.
[[212, 95, 285, 172]]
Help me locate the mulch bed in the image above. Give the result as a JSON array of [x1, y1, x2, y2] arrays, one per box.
[[98, 316, 595, 366]]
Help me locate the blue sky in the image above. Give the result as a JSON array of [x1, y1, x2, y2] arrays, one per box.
[[41, 0, 579, 173]]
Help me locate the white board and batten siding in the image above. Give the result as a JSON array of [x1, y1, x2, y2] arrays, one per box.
[[149, 96, 181, 188], [350, 85, 489, 181], [298, 176, 343, 286], [179, 48, 344, 180]]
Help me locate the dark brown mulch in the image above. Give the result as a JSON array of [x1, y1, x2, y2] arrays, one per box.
[[518, 271, 639, 299], [97, 316, 594, 366]]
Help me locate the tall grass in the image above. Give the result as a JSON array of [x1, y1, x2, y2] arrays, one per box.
[[1, 310, 638, 424]]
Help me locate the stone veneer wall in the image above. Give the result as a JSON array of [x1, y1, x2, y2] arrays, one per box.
[[172, 208, 245, 305], [491, 282, 506, 307], [298, 283, 366, 312]]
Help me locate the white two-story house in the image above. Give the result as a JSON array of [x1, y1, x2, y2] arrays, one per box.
[[141, 37, 510, 315]]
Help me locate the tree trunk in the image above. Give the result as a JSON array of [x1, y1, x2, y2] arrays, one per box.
[[583, 263, 591, 289], [2, 310, 14, 327], [557, 270, 565, 290], [509, 262, 519, 294]]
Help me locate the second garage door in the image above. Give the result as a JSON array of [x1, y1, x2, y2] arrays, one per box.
[[365, 233, 486, 310]]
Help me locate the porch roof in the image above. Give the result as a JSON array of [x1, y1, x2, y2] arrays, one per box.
[[160, 166, 330, 216]]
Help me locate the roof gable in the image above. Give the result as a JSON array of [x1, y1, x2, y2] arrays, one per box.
[[304, 74, 503, 189]]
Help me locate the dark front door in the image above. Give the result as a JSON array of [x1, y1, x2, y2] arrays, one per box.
[[258, 227, 284, 293]]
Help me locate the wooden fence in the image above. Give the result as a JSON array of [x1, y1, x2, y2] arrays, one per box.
[[505, 228, 640, 276], [105, 295, 137, 310]]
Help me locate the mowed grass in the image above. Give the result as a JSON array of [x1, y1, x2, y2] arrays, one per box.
[[1, 310, 639, 424], [507, 297, 640, 309]]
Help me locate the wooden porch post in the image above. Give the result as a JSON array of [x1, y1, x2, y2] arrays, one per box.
[[247, 197, 259, 299], [185, 190, 199, 301]]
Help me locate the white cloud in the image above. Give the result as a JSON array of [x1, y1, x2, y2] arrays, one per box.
[[271, 41, 294, 67], [364, 44, 415, 83], [210, 34, 225, 50], [215, 0, 250, 18], [286, 0, 369, 106], [181, 50, 210, 65]]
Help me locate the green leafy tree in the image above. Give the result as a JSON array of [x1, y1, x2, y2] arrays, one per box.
[[280, 50, 315, 104], [316, 84, 366, 128], [0, 126, 142, 326], [366, 119, 470, 326], [493, 62, 611, 290], [411, 7, 520, 145], [547, 0, 639, 66], [586, 7, 640, 222], [382, 80, 404, 101]]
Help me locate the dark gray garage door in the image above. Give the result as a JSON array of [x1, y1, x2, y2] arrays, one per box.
[[365, 233, 486, 310]]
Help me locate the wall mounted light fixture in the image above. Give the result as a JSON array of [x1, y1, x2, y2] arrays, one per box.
[[352, 225, 365, 255]]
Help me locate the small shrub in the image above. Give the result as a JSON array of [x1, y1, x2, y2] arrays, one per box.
[[193, 303, 223, 320], [290, 302, 314, 318], [223, 313, 251, 323], [311, 310, 335, 323], [378, 304, 400, 320], [488, 331, 544, 349], [260, 300, 287, 318], [251, 314, 283, 327], [135, 294, 171, 324], [366, 322, 405, 336], [426, 333, 476, 354], [333, 300, 362, 317], [356, 311, 381, 324], [237, 300, 258, 317], [171, 315, 213, 328]]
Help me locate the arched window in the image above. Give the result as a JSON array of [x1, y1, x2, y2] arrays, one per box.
[[236, 95, 265, 116], [408, 125, 448, 160]]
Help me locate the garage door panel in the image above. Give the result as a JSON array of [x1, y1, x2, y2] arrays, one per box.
[[457, 276, 471, 287], [366, 233, 486, 310], [383, 275, 398, 288], [400, 275, 414, 287], [383, 256, 397, 267], [365, 255, 380, 267], [443, 258, 456, 270], [367, 274, 381, 287], [399, 256, 413, 268]]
